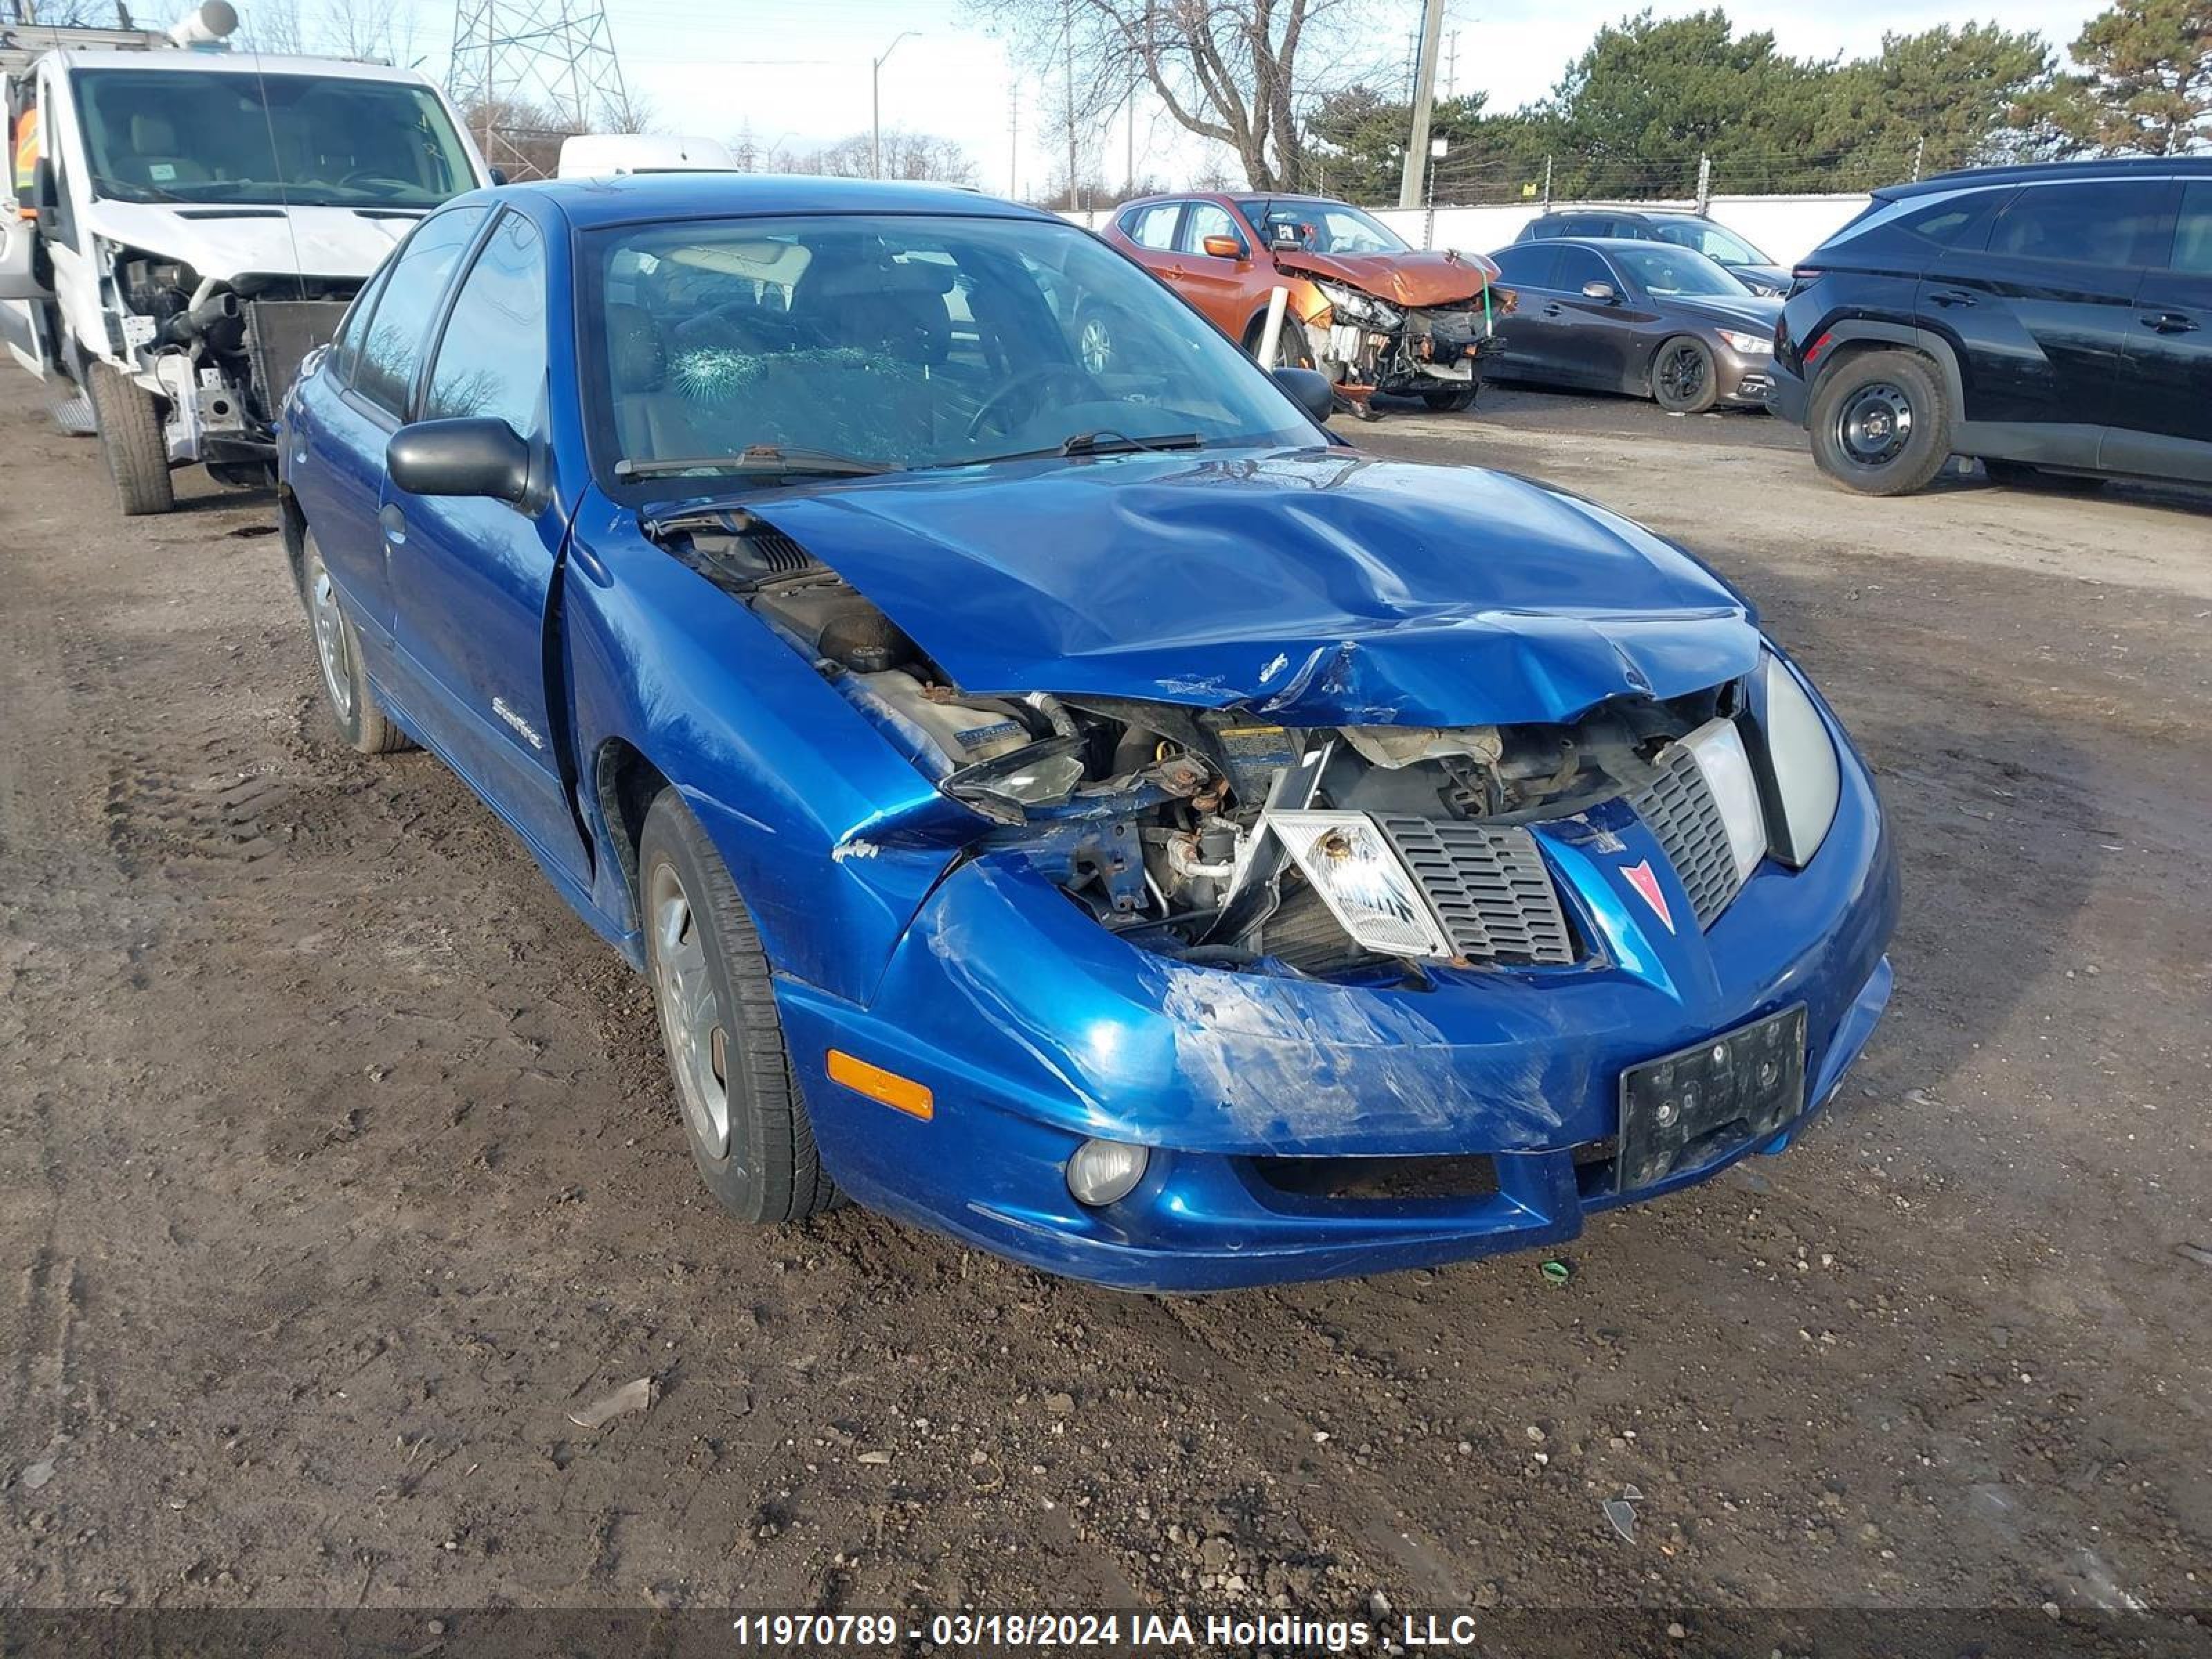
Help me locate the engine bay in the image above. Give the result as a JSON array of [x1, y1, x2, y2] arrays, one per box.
[[659, 507, 1736, 981]]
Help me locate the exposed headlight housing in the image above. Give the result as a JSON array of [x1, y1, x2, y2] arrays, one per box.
[[1681, 717, 1767, 884], [1067, 1138, 1148, 1206], [1269, 809, 1450, 961], [1313, 280, 1402, 330], [1718, 328, 1774, 355], [1752, 652, 1841, 867]]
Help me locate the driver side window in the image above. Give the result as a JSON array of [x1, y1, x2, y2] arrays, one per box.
[[353, 205, 487, 418], [423, 209, 547, 431], [1177, 203, 1242, 256], [1555, 246, 1615, 293]]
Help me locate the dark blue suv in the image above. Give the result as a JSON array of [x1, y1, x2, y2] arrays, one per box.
[[1770, 158, 2211, 496]]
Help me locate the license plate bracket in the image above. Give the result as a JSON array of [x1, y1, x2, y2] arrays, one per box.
[[1616, 1004, 1808, 1192]]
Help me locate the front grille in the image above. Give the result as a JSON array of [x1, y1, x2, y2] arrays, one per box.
[[1629, 744, 1744, 928], [1375, 816, 1577, 965]]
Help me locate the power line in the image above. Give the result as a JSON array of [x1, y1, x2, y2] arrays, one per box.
[[449, 0, 635, 175]]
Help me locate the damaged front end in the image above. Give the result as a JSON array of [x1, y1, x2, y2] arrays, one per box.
[[651, 505, 1783, 988], [1279, 252, 1512, 411]]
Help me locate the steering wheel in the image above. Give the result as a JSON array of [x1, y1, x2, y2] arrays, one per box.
[[964, 364, 1098, 441]]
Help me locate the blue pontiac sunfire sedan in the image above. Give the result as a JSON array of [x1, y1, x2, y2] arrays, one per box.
[[277, 175, 1897, 1292]]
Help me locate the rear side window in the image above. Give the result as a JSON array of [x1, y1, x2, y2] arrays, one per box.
[[1490, 244, 1559, 287], [2170, 181, 2212, 275], [423, 210, 546, 431], [1122, 202, 1181, 251], [353, 205, 488, 416], [328, 260, 392, 386], [1900, 189, 2006, 250], [1987, 180, 2171, 268]]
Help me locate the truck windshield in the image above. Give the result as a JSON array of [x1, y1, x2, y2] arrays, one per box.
[[72, 68, 476, 208]]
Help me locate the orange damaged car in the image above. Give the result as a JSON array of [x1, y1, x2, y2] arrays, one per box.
[[1098, 192, 1512, 414]]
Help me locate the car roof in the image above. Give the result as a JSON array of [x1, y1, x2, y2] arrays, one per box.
[[494, 173, 1054, 230], [45, 48, 435, 82], [1882, 155, 2212, 199]]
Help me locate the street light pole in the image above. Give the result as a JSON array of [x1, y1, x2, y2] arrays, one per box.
[[872, 31, 919, 180]]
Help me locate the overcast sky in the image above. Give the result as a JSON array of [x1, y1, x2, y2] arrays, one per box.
[[378, 0, 2114, 195]]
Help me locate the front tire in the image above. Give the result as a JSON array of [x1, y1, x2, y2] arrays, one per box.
[[1808, 348, 1952, 497], [639, 789, 836, 1225], [1422, 384, 1479, 413], [1651, 335, 1719, 414], [301, 532, 409, 754], [88, 361, 176, 516]]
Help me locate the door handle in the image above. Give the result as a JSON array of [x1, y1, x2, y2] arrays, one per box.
[[1541, 303, 1564, 317], [2141, 312, 2199, 334], [1929, 288, 1976, 308], [378, 503, 407, 545]]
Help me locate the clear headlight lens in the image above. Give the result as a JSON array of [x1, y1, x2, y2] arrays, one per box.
[[1269, 809, 1450, 960], [1757, 653, 1841, 867], [1718, 328, 1774, 355], [1067, 1138, 1149, 1206], [1681, 717, 1767, 883], [1314, 281, 1402, 329]]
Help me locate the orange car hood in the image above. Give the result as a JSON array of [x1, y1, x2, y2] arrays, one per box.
[[1273, 247, 1499, 307]]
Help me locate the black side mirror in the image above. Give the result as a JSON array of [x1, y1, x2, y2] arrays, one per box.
[[387, 418, 530, 503], [1271, 365, 1335, 424], [487, 166, 509, 187], [31, 156, 57, 236]]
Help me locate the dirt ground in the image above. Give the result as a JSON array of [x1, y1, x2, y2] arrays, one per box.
[[2, 384, 2209, 1638]]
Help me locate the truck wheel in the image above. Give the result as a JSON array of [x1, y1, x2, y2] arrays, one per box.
[[88, 361, 176, 516], [1422, 385, 1479, 413], [301, 532, 409, 755], [638, 789, 838, 1225], [1808, 349, 1951, 496]]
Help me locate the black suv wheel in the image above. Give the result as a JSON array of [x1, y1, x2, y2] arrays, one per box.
[[1808, 349, 1951, 496]]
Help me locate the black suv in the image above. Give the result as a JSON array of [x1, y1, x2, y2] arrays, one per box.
[[1515, 209, 1790, 294], [1771, 158, 2211, 496]]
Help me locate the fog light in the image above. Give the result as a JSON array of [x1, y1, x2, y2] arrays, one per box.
[[1067, 1138, 1148, 1207]]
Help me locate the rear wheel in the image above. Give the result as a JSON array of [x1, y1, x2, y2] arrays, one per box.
[[639, 789, 837, 1225], [1808, 348, 1951, 497], [88, 360, 175, 517], [301, 532, 409, 754], [1983, 458, 2106, 494], [1651, 335, 1718, 414]]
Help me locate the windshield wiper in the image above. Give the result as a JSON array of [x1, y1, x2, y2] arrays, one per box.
[[614, 444, 897, 482], [1057, 429, 1204, 458]]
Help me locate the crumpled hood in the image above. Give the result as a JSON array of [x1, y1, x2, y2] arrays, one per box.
[[747, 449, 1759, 727], [1275, 247, 1499, 308], [79, 199, 420, 283], [1664, 292, 1784, 336]]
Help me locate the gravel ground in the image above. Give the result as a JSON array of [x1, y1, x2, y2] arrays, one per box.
[[1, 386, 2207, 1637]]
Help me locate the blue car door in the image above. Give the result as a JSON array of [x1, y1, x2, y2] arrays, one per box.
[[303, 207, 491, 645], [377, 207, 588, 890]]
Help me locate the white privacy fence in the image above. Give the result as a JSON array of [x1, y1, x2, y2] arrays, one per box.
[[1065, 193, 1875, 270]]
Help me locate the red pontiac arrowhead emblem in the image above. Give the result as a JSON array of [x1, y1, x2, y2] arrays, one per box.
[[1622, 859, 1675, 932]]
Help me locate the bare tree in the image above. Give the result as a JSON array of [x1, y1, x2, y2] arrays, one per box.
[[968, 0, 1370, 190], [785, 129, 980, 185], [236, 0, 413, 62]]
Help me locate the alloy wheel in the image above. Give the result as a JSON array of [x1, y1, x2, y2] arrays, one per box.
[[1659, 344, 1708, 404], [307, 558, 355, 720], [648, 859, 731, 1160], [1078, 313, 1114, 374]]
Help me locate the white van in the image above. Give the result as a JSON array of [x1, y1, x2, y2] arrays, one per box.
[[0, 6, 491, 513], [556, 133, 735, 178]]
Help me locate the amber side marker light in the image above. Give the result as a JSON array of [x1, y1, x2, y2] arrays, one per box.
[[827, 1049, 934, 1120]]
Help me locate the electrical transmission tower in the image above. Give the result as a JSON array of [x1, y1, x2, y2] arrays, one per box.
[[447, 0, 634, 178]]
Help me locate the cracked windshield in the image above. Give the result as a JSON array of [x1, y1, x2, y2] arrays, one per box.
[[590, 214, 1315, 482]]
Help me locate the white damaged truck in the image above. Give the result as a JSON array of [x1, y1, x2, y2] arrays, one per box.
[[0, 6, 491, 512]]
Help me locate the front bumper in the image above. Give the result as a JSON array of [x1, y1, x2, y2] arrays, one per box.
[[776, 737, 1899, 1292]]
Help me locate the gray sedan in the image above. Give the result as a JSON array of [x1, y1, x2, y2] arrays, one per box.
[[1485, 238, 1782, 414]]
